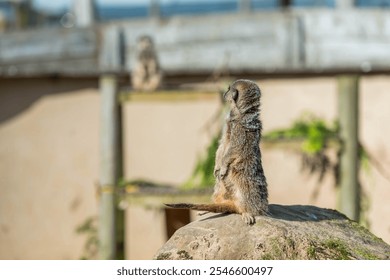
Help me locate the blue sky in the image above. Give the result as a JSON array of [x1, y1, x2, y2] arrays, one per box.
[[33, 1, 149, 11], [33, 0, 226, 12]]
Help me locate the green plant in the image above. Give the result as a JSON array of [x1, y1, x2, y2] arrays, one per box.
[[262, 113, 390, 227], [182, 132, 220, 189], [76, 216, 99, 260], [264, 114, 338, 154], [264, 114, 338, 184]]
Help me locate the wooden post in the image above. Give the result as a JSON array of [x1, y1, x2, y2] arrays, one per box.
[[337, 75, 360, 221], [73, 0, 96, 27], [13, 1, 31, 29], [115, 104, 125, 260], [150, 0, 160, 18], [335, 0, 354, 9], [239, 0, 251, 13], [280, 0, 291, 8], [99, 74, 121, 259], [98, 25, 126, 260]]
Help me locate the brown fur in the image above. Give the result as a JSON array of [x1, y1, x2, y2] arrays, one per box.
[[166, 80, 268, 225], [164, 202, 237, 214]]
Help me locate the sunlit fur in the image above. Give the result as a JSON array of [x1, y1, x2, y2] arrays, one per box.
[[166, 80, 268, 225]]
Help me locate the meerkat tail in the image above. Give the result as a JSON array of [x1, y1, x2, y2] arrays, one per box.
[[164, 203, 238, 214]]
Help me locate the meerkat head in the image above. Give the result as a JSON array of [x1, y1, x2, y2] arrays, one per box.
[[137, 35, 154, 51], [224, 79, 261, 115]]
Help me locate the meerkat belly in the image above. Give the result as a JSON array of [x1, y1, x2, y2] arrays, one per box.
[[230, 156, 258, 174]]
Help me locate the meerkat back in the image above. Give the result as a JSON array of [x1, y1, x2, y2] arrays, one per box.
[[215, 79, 268, 224], [165, 79, 268, 225]]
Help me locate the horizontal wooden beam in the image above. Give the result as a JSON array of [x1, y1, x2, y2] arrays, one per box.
[[0, 27, 98, 76], [116, 181, 213, 208], [1, 10, 390, 77]]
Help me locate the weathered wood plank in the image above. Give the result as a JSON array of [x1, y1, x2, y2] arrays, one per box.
[[302, 11, 390, 71], [122, 12, 294, 73], [1, 10, 390, 76], [0, 27, 98, 75]]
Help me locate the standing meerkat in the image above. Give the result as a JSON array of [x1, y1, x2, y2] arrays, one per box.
[[166, 79, 268, 225], [132, 35, 163, 91]]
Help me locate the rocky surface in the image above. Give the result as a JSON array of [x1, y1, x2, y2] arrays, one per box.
[[154, 204, 390, 260]]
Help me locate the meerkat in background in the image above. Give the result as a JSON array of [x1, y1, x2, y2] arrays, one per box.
[[166, 79, 268, 225], [131, 35, 163, 91]]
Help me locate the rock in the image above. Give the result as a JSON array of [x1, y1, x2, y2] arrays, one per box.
[[154, 204, 390, 260]]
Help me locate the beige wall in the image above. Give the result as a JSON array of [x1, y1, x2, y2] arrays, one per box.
[[0, 78, 100, 259], [0, 76, 389, 260]]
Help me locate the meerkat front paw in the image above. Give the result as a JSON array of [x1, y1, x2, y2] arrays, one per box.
[[241, 213, 256, 225], [219, 165, 228, 179], [213, 167, 220, 178]]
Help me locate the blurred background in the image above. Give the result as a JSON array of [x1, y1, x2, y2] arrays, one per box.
[[1, 0, 390, 260]]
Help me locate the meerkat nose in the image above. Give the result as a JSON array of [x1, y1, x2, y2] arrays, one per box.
[[223, 90, 229, 100]]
